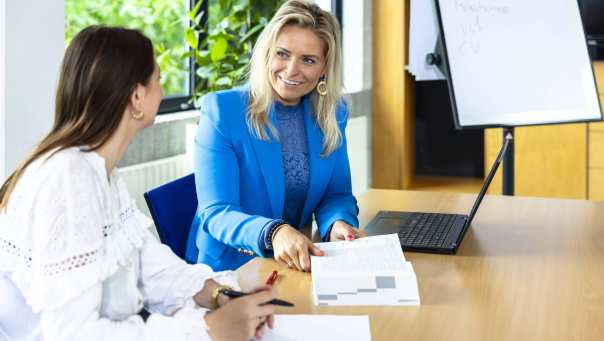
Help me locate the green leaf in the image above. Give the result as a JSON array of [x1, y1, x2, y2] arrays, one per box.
[[216, 76, 232, 86], [191, 0, 203, 16], [219, 0, 232, 11], [195, 52, 211, 66], [221, 63, 235, 71], [197, 66, 214, 78], [184, 28, 198, 50], [210, 36, 228, 62], [218, 17, 231, 30], [187, 9, 205, 28], [240, 23, 264, 43], [160, 0, 286, 97], [233, 2, 249, 13], [180, 50, 195, 59]]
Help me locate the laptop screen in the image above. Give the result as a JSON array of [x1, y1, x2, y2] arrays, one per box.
[[466, 132, 513, 225]]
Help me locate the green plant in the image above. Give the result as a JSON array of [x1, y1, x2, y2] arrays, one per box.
[[65, 0, 188, 96], [185, 0, 284, 103]]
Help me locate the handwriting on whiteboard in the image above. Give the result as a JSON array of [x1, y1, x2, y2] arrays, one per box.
[[452, 0, 510, 55]]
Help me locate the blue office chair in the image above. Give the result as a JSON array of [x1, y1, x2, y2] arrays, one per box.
[[144, 173, 198, 264]]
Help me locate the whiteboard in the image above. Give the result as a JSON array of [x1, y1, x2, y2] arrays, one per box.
[[435, 0, 602, 128], [409, 0, 445, 81]]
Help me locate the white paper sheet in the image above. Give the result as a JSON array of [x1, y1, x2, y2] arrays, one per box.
[[254, 315, 371, 341], [311, 234, 420, 306]]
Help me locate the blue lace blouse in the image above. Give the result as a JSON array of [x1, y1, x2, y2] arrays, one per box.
[[259, 101, 310, 250]]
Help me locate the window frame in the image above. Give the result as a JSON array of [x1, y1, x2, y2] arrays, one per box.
[[332, 0, 343, 29], [157, 0, 207, 115]]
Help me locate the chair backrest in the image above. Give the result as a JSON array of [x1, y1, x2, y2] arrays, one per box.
[[144, 173, 197, 264]]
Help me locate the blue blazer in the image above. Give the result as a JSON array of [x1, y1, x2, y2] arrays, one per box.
[[186, 87, 359, 271]]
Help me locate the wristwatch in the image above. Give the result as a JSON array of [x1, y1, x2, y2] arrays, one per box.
[[210, 285, 232, 310]]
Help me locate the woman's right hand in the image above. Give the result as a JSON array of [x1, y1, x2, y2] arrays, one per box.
[[272, 224, 324, 272], [204, 286, 277, 341]]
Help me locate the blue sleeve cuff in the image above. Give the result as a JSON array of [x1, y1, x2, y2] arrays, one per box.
[[259, 219, 286, 251], [323, 225, 334, 242], [259, 221, 274, 251]]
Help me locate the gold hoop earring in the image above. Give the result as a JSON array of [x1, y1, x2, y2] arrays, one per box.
[[316, 80, 328, 96], [131, 110, 144, 120]]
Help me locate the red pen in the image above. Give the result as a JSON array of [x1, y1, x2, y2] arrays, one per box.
[[265, 270, 278, 285]]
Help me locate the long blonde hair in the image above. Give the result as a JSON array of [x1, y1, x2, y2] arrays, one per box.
[[247, 0, 343, 156]]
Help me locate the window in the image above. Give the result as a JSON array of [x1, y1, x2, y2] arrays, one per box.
[[65, 0, 196, 114], [313, 0, 343, 28], [64, 0, 344, 114], [317, 0, 371, 93], [184, 0, 283, 102]]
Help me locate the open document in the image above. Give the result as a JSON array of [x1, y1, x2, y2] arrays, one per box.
[[255, 315, 371, 341], [311, 234, 420, 306]]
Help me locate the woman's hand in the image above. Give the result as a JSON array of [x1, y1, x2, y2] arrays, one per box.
[[329, 220, 367, 241], [204, 286, 276, 341], [192, 279, 231, 309], [272, 224, 324, 272]]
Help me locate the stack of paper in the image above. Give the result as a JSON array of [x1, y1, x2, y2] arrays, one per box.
[[311, 234, 420, 306], [255, 315, 371, 341]]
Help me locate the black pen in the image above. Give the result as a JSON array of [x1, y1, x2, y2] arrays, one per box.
[[219, 288, 294, 307]]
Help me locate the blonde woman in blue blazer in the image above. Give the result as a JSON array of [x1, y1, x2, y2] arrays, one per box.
[[188, 0, 364, 272]]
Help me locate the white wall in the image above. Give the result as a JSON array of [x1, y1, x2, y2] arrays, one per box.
[[342, 0, 372, 92], [362, 0, 372, 90], [347, 116, 369, 194], [313, 0, 372, 93], [1, 1, 63, 180], [0, 1, 6, 180]]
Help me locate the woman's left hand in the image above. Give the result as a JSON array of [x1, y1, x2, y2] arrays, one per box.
[[329, 220, 367, 241]]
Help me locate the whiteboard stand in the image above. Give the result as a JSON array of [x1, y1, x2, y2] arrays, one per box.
[[427, 35, 516, 196], [501, 129, 514, 196], [425, 0, 602, 196]]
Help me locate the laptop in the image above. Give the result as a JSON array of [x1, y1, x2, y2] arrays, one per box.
[[364, 134, 512, 254]]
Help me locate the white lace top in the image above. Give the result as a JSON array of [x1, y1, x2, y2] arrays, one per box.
[[0, 147, 238, 340]]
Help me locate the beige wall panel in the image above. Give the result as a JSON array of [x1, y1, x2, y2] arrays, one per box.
[[589, 131, 604, 168], [372, 0, 412, 189], [587, 95, 604, 132], [589, 121, 604, 132], [484, 128, 503, 195], [486, 125, 586, 199], [588, 169, 604, 201], [514, 124, 586, 199]]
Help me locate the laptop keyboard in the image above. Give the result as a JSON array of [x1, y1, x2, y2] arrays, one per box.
[[398, 213, 457, 248]]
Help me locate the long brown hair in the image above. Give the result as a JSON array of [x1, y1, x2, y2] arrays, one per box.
[[0, 26, 155, 210]]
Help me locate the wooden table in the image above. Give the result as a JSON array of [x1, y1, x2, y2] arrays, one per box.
[[237, 189, 604, 340]]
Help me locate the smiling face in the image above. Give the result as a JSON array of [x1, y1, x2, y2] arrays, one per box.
[[269, 25, 326, 106]]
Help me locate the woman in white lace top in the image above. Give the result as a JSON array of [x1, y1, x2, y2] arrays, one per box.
[[0, 26, 276, 341]]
